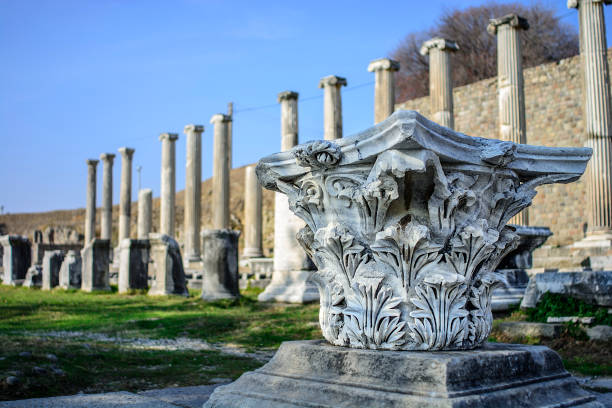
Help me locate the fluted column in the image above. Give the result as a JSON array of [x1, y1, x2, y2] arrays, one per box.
[[420, 38, 459, 129], [118, 147, 135, 241], [243, 165, 263, 258], [210, 114, 231, 229], [318, 75, 347, 140], [84, 159, 98, 245], [569, 0, 612, 236], [138, 188, 152, 239], [367, 58, 400, 124], [488, 14, 529, 226], [184, 124, 204, 261], [159, 133, 178, 237], [227, 102, 233, 170], [99, 153, 115, 240]]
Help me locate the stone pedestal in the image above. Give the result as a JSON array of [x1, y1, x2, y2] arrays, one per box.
[[1, 235, 31, 286], [204, 340, 602, 408], [201, 229, 240, 300], [41, 250, 65, 290], [59, 250, 82, 289], [148, 234, 188, 296], [81, 239, 110, 292], [118, 238, 150, 293]]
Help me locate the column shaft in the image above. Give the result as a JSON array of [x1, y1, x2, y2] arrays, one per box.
[[99, 154, 115, 240], [159, 133, 178, 237], [85, 160, 98, 245], [138, 189, 152, 239], [489, 15, 529, 225], [368, 59, 400, 124], [572, 0, 612, 234], [420, 39, 458, 129], [243, 165, 263, 258], [211, 114, 231, 229], [319, 76, 347, 140], [118, 148, 135, 241], [184, 125, 204, 261]]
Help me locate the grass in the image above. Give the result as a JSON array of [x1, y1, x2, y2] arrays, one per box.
[[0, 285, 321, 350], [1, 285, 610, 401]]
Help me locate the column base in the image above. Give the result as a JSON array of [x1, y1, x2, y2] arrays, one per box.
[[257, 269, 319, 304], [204, 340, 602, 408]]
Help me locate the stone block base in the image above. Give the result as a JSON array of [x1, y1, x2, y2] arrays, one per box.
[[204, 340, 602, 408], [257, 270, 318, 304]]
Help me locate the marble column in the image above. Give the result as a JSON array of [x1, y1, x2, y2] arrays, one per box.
[[84, 159, 98, 245], [569, 0, 612, 238], [184, 124, 204, 262], [367, 58, 400, 124], [118, 147, 135, 241], [488, 14, 529, 225], [99, 153, 115, 240], [159, 133, 178, 237], [242, 165, 263, 258], [227, 102, 233, 170], [138, 188, 152, 239], [210, 114, 231, 229], [318, 75, 347, 140], [419, 38, 459, 129], [258, 91, 318, 303]]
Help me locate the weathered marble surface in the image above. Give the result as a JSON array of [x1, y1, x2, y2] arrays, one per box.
[[256, 110, 591, 351], [521, 270, 612, 308], [204, 340, 602, 407], [59, 250, 82, 289], [200, 229, 240, 300], [23, 265, 42, 288], [118, 239, 150, 293], [41, 250, 65, 290], [148, 234, 188, 296], [81, 239, 111, 292], [1, 235, 31, 285]]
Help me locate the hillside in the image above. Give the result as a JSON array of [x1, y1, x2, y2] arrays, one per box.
[[0, 165, 276, 256]]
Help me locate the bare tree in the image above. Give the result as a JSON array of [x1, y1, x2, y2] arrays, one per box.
[[393, 2, 579, 102]]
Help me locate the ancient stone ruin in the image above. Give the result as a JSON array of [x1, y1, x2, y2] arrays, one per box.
[[204, 110, 597, 406]]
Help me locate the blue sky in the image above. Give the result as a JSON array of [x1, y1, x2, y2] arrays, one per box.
[[1, 0, 609, 213]]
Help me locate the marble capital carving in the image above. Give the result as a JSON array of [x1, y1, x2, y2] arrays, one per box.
[[256, 110, 591, 351]]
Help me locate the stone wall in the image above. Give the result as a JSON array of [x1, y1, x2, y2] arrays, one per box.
[[396, 52, 608, 247]]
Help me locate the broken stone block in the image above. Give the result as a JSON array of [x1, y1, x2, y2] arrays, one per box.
[[23, 265, 42, 288], [58, 250, 81, 289], [118, 239, 150, 293], [200, 229, 240, 301], [148, 234, 188, 296], [41, 250, 65, 290], [80, 239, 111, 292], [0, 235, 31, 286]]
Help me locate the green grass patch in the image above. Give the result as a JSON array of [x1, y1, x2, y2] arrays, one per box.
[[0, 285, 321, 350], [523, 292, 612, 326]]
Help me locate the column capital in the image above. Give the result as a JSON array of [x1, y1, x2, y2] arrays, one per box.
[[99, 153, 115, 163], [210, 114, 231, 124], [118, 147, 135, 158], [86, 159, 99, 167], [568, 0, 611, 8], [487, 14, 529, 35], [367, 58, 400, 72], [159, 132, 179, 142], [278, 90, 299, 102], [419, 38, 459, 56], [318, 75, 347, 89], [184, 124, 204, 134]]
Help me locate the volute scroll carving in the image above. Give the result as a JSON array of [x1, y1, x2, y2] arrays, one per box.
[[257, 110, 591, 351]]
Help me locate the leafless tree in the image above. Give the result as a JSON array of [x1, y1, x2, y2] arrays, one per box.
[[392, 2, 579, 102]]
